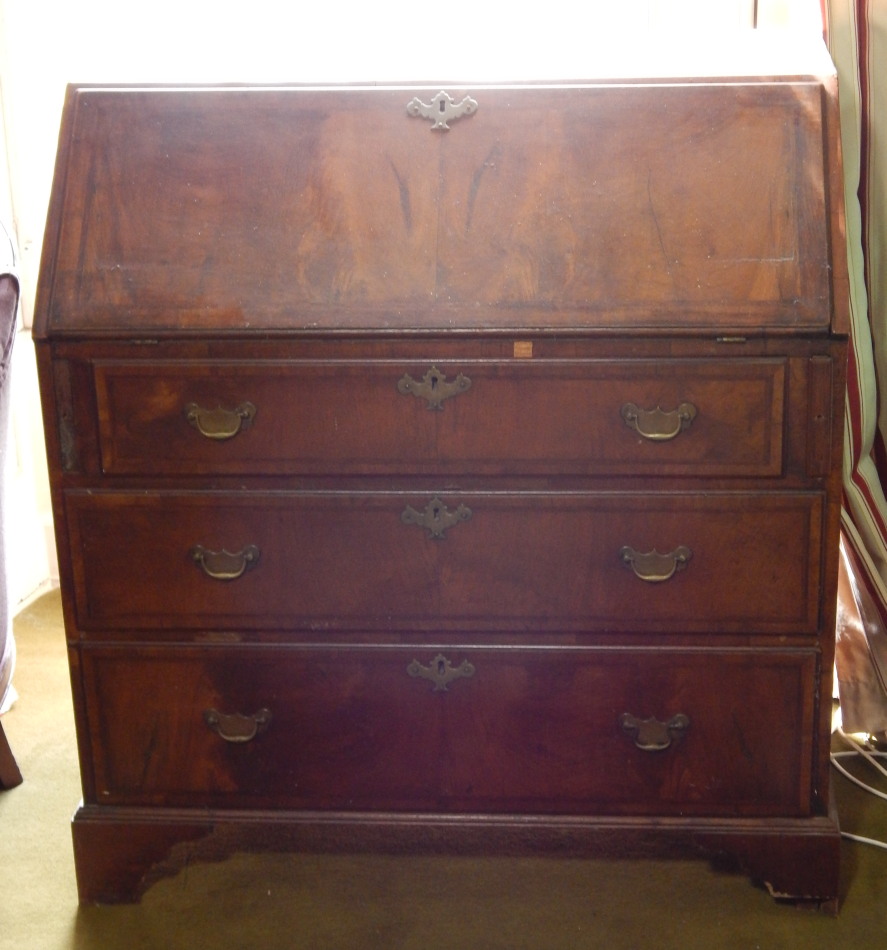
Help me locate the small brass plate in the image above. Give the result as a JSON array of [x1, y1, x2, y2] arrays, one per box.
[[513, 341, 534, 359]]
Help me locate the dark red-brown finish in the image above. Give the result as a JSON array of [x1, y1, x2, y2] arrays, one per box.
[[81, 645, 816, 816], [64, 489, 823, 634], [92, 358, 788, 478], [39, 83, 830, 334], [33, 56, 848, 908]]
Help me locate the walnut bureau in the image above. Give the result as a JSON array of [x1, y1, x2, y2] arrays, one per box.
[[34, 45, 849, 906]]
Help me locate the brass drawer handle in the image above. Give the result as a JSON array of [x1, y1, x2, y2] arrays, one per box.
[[620, 713, 689, 752], [407, 90, 478, 131], [621, 402, 697, 441], [397, 365, 471, 410], [190, 544, 260, 580], [402, 496, 472, 539], [408, 654, 476, 691], [620, 545, 691, 583], [185, 401, 256, 440], [204, 707, 272, 743]]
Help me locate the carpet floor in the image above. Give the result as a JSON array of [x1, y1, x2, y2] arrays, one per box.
[[1, 589, 886, 949]]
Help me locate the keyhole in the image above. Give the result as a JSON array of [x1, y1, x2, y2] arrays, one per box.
[[439, 99, 447, 113], [437, 658, 447, 676]]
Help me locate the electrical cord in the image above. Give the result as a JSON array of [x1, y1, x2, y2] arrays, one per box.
[[830, 727, 887, 851]]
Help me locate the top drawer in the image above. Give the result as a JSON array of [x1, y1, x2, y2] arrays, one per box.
[[94, 358, 787, 478]]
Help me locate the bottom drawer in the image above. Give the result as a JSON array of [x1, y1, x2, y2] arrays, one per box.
[[80, 645, 817, 817]]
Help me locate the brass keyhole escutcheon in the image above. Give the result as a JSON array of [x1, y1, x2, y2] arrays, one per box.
[[406, 91, 478, 130], [408, 654, 476, 691], [397, 366, 472, 410], [401, 497, 472, 539]]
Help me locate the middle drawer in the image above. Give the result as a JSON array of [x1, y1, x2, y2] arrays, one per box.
[[65, 489, 822, 635]]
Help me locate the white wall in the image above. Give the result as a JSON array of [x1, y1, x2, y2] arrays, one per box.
[[0, 41, 54, 605], [0, 0, 796, 329], [0, 0, 820, 608]]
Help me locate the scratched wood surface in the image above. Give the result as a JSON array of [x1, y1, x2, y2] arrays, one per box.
[[37, 82, 830, 334]]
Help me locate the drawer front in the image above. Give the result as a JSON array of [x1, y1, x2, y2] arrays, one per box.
[[65, 490, 822, 634], [93, 358, 786, 478], [81, 645, 815, 816]]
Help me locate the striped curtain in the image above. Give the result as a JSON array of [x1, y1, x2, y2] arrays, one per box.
[[824, 0, 887, 732]]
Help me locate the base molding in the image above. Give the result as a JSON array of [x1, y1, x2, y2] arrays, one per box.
[[71, 804, 841, 910]]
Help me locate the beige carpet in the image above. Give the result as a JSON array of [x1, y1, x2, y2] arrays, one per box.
[[2, 589, 887, 949]]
